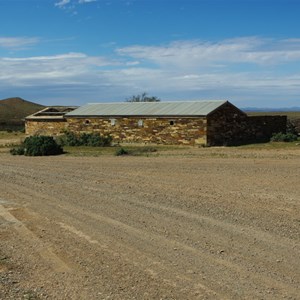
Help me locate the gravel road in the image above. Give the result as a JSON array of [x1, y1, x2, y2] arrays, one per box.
[[1, 148, 300, 299]]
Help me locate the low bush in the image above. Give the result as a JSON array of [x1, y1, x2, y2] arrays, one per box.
[[129, 146, 157, 155], [115, 147, 128, 156], [10, 136, 63, 156], [58, 132, 112, 147], [10, 145, 25, 155], [115, 146, 157, 156], [270, 132, 298, 142]]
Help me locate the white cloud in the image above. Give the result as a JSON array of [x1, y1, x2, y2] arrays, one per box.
[[0, 52, 117, 87], [117, 37, 300, 68], [4, 52, 86, 62], [54, 0, 97, 15], [55, 0, 96, 8], [0, 37, 39, 50], [54, 0, 71, 7], [101, 67, 298, 94], [78, 0, 97, 3]]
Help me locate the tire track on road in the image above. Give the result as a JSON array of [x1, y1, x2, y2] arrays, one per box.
[[0, 204, 72, 273]]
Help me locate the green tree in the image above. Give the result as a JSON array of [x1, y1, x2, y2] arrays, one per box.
[[126, 92, 161, 102]]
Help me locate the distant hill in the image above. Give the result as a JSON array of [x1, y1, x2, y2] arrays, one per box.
[[243, 107, 300, 112], [0, 97, 44, 130]]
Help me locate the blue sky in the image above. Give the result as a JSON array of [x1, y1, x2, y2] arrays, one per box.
[[1, 0, 300, 107]]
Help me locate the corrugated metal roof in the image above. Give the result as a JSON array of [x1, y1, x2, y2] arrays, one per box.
[[65, 100, 228, 117]]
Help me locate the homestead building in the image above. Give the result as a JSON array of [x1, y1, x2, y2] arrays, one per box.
[[25, 100, 287, 146], [25, 106, 77, 137]]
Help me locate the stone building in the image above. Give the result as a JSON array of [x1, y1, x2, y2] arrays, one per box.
[[25, 100, 287, 146], [25, 106, 77, 136]]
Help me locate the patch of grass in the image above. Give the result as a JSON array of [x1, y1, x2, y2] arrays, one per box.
[[0, 131, 25, 139], [236, 139, 300, 149], [63, 146, 116, 156], [64, 144, 187, 157], [0, 131, 25, 151], [117, 146, 158, 156]]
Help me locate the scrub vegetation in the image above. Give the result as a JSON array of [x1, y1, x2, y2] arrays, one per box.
[[10, 136, 63, 156], [57, 131, 113, 147]]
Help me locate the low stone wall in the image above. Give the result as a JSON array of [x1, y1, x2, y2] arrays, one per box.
[[207, 103, 287, 146], [25, 119, 67, 136], [245, 115, 287, 141], [66, 117, 208, 145], [208, 114, 287, 146]]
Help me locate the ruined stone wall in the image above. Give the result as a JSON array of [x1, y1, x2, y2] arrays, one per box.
[[66, 117, 208, 145], [207, 104, 287, 146], [25, 119, 68, 136], [245, 116, 287, 141]]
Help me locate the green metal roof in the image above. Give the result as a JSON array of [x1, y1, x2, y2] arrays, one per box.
[[65, 100, 229, 117]]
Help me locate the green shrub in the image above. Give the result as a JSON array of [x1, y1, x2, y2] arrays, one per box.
[[10, 145, 25, 155], [58, 131, 112, 147], [10, 136, 63, 156], [61, 131, 81, 146], [85, 133, 112, 147], [115, 147, 128, 156], [271, 132, 298, 142], [115, 146, 158, 156]]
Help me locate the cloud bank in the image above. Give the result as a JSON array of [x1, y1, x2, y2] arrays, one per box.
[[117, 37, 300, 67], [1, 36, 300, 107]]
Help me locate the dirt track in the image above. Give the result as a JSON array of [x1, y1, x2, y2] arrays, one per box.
[[1, 148, 300, 299]]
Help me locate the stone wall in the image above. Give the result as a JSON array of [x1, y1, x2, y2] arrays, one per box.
[[25, 108, 287, 146], [245, 116, 287, 142], [207, 102, 248, 146], [207, 105, 286, 146], [25, 119, 67, 136], [66, 117, 208, 145]]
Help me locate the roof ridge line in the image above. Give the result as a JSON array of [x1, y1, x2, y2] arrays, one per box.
[[86, 100, 228, 105]]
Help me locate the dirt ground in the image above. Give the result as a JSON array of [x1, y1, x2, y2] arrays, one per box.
[[0, 147, 300, 299]]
